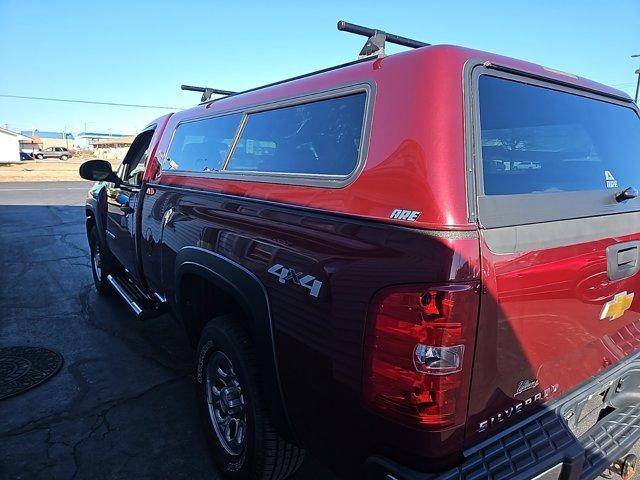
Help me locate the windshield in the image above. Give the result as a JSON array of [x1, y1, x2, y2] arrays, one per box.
[[479, 75, 640, 196]]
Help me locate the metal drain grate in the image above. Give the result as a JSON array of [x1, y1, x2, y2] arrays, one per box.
[[0, 346, 63, 400]]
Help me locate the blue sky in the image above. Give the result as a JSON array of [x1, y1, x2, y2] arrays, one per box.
[[1, 0, 638, 135]]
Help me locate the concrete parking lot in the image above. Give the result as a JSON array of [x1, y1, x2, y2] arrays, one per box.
[[0, 182, 331, 479]]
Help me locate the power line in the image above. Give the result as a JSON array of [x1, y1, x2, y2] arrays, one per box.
[[0, 94, 185, 110]]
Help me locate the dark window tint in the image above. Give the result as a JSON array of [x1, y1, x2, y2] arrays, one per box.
[[165, 114, 241, 172], [227, 93, 366, 175], [479, 76, 640, 195]]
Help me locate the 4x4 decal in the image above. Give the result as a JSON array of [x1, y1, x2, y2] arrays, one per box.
[[267, 264, 323, 298]]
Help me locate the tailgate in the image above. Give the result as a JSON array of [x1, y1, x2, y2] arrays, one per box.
[[465, 70, 640, 445]]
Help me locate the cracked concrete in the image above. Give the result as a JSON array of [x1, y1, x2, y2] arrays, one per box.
[[0, 182, 331, 480]]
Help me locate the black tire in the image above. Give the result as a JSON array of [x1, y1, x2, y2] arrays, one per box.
[[60, 155, 68, 161], [89, 226, 111, 295], [36, 154, 43, 159], [196, 315, 304, 480]]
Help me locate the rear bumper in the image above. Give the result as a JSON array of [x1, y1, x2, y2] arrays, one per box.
[[366, 353, 640, 480]]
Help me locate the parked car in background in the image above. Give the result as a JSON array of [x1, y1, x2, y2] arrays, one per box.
[[513, 160, 543, 170], [79, 21, 640, 480], [34, 147, 72, 160]]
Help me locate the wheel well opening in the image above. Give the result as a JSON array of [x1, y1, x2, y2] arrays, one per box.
[[179, 273, 246, 345]]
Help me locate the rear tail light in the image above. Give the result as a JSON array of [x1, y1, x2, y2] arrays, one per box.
[[363, 283, 479, 429]]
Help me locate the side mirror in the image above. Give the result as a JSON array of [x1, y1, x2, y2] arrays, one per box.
[[79, 160, 119, 184]]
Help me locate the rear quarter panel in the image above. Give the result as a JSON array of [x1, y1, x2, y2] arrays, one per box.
[[140, 184, 480, 469]]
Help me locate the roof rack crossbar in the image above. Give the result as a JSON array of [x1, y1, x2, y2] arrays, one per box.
[[181, 84, 237, 103], [179, 22, 429, 106], [337, 20, 429, 58]]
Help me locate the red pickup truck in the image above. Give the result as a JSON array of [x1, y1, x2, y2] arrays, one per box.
[[79, 22, 640, 480]]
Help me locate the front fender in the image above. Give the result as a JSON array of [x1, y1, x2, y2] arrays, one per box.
[[85, 184, 108, 249]]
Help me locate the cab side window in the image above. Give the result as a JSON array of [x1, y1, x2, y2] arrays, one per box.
[[120, 129, 155, 187]]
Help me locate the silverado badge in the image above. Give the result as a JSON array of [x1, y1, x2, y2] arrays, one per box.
[[600, 291, 634, 321], [515, 378, 539, 396]]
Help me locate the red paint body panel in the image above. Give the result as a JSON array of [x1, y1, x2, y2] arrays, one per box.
[[467, 231, 640, 444]]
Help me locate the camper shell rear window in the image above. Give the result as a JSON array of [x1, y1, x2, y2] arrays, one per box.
[[479, 75, 640, 196], [474, 71, 640, 228]]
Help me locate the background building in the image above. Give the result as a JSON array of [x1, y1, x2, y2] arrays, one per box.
[[0, 127, 21, 163], [21, 130, 75, 150], [91, 136, 135, 160], [75, 132, 131, 150], [17, 132, 41, 154]]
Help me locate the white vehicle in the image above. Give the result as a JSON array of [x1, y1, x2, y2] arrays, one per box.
[[514, 160, 542, 170]]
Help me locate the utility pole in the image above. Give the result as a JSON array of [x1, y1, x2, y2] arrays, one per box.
[[633, 54, 640, 103], [33, 125, 37, 163]]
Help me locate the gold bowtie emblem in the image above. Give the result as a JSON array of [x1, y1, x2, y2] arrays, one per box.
[[600, 291, 634, 321]]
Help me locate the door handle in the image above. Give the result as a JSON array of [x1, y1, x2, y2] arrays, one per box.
[[618, 247, 638, 267], [120, 205, 134, 214], [607, 241, 640, 281]]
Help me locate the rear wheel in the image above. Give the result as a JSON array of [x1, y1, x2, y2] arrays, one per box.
[[60, 155, 68, 161], [89, 226, 111, 295], [197, 315, 304, 479], [36, 154, 43, 159]]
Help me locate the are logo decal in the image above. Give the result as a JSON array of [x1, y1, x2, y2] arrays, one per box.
[[267, 264, 323, 298], [389, 209, 421, 222]]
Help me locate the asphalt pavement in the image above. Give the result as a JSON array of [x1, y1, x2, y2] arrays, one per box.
[[0, 181, 332, 479], [0, 181, 91, 205]]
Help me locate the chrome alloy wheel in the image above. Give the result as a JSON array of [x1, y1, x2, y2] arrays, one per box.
[[92, 243, 102, 279], [205, 351, 247, 456]]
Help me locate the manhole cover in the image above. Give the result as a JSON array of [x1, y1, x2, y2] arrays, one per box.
[[0, 346, 63, 400]]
